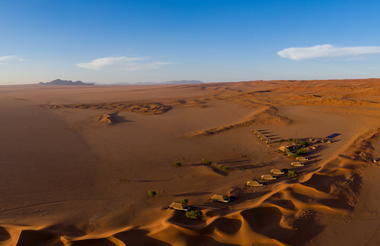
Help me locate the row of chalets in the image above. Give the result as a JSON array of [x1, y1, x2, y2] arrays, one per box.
[[168, 129, 337, 216]]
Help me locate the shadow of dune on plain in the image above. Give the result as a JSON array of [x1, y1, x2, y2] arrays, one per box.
[[70, 238, 116, 246], [0, 227, 10, 241], [173, 191, 212, 197], [118, 178, 171, 183], [185, 234, 239, 246], [16, 230, 63, 246], [241, 206, 325, 246], [267, 197, 296, 210], [202, 217, 242, 235], [113, 228, 171, 246]]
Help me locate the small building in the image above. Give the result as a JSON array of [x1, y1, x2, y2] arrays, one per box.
[[260, 174, 277, 181], [270, 168, 285, 176], [246, 180, 264, 187], [169, 202, 190, 211], [278, 145, 288, 152], [291, 161, 304, 167], [210, 194, 232, 203], [296, 156, 309, 162]]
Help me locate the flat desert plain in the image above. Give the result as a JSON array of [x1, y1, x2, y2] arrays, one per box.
[[2, 79, 380, 245]]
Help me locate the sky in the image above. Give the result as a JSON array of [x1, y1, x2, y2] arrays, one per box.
[[1, 0, 380, 84]]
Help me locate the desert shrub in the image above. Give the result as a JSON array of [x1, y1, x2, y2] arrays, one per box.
[[174, 162, 182, 167], [299, 141, 309, 147], [147, 190, 157, 197], [185, 210, 202, 219], [295, 148, 308, 156], [218, 165, 230, 172], [287, 170, 297, 178], [288, 153, 297, 158], [202, 159, 212, 165], [181, 199, 189, 206]]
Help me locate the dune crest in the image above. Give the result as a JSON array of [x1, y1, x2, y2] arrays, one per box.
[[186, 106, 291, 137]]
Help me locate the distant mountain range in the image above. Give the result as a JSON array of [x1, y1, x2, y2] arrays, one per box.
[[111, 80, 203, 85], [38, 79, 203, 86], [39, 79, 95, 86]]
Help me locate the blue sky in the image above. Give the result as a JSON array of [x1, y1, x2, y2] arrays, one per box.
[[1, 0, 380, 84]]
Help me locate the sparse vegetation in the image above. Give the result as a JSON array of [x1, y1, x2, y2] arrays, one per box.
[[185, 209, 202, 219], [180, 199, 189, 206], [294, 139, 308, 146], [288, 153, 297, 158], [147, 190, 157, 197], [217, 164, 230, 172], [299, 141, 309, 147], [174, 162, 182, 167], [295, 148, 308, 156], [202, 159, 212, 165], [287, 170, 297, 178]]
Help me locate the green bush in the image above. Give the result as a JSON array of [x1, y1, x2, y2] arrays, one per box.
[[147, 190, 157, 197], [218, 165, 230, 172], [299, 141, 309, 147], [287, 170, 297, 178], [295, 148, 308, 156], [185, 210, 202, 219], [202, 159, 212, 165], [288, 153, 297, 158], [181, 199, 189, 206], [174, 162, 182, 167]]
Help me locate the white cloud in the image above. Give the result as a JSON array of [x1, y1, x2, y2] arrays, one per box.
[[0, 55, 24, 64], [77, 56, 172, 71], [278, 44, 380, 60]]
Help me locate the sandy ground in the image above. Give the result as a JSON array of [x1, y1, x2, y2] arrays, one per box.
[[1, 79, 380, 245]]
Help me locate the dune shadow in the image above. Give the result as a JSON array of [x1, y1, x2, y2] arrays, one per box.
[[241, 206, 293, 240], [184, 234, 239, 246], [290, 210, 325, 246], [326, 133, 341, 139], [203, 217, 242, 234], [270, 199, 296, 210], [114, 228, 171, 246], [230, 164, 265, 171], [16, 230, 63, 246], [70, 238, 116, 246], [118, 178, 170, 183], [204, 206, 236, 218], [302, 173, 344, 193], [241, 206, 324, 246], [0, 227, 10, 241], [173, 191, 212, 197], [217, 159, 250, 164], [306, 154, 320, 160], [304, 159, 322, 165]]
